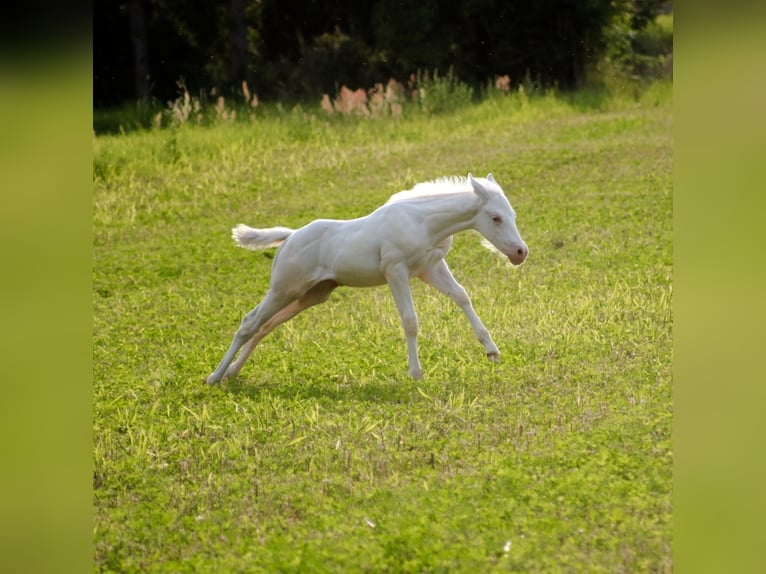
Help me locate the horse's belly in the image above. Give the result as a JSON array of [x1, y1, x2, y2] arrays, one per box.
[[318, 224, 388, 287], [333, 263, 387, 287]]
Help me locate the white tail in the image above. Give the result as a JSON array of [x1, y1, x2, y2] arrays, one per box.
[[232, 224, 294, 250]]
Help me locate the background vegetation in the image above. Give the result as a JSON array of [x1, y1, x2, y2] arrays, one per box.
[[93, 80, 672, 571], [95, 0, 672, 108]]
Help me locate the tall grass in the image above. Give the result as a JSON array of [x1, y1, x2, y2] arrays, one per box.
[[93, 69, 665, 135], [93, 81, 672, 572]]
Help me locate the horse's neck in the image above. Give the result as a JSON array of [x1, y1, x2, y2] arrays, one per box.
[[420, 192, 481, 240]]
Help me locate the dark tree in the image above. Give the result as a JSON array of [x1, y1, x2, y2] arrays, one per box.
[[128, 0, 149, 101], [228, 0, 249, 86]]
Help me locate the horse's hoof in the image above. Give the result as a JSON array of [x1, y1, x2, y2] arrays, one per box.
[[409, 368, 424, 380], [486, 351, 500, 363]]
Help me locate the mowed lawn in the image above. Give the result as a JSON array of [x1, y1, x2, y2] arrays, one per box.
[[93, 84, 672, 572]]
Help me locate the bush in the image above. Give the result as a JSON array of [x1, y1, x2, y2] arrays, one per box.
[[319, 68, 475, 120], [297, 29, 377, 98], [413, 68, 474, 115], [598, 10, 673, 85], [320, 80, 405, 119]]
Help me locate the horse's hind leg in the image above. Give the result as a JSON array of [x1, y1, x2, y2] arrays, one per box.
[[223, 300, 301, 379], [206, 290, 294, 385], [207, 280, 338, 384], [223, 280, 338, 379]]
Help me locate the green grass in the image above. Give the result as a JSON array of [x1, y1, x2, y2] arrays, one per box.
[[93, 83, 672, 572]]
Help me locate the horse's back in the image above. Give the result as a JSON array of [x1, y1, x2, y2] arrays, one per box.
[[272, 217, 387, 289], [270, 203, 454, 290]]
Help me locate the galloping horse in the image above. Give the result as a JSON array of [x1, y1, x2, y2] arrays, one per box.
[[206, 173, 528, 383]]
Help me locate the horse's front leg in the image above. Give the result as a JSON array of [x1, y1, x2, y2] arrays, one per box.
[[385, 266, 423, 379], [419, 260, 500, 363]]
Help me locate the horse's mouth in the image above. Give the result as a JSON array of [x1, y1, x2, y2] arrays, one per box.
[[507, 252, 527, 266]]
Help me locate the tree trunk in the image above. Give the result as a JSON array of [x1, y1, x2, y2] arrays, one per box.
[[128, 0, 149, 101], [228, 0, 249, 85]]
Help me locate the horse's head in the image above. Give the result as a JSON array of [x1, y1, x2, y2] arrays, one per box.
[[469, 173, 529, 265]]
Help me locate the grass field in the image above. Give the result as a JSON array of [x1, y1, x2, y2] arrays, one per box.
[[93, 82, 672, 572]]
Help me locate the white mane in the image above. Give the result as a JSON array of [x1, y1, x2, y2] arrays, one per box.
[[386, 176, 475, 204]]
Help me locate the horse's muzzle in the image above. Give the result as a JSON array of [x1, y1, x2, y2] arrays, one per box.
[[507, 244, 528, 265]]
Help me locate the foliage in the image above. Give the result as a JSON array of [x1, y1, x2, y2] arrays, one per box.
[[317, 69, 473, 119], [599, 7, 673, 86], [94, 1, 672, 107], [413, 68, 475, 115], [93, 81, 672, 572], [297, 29, 378, 99], [97, 68, 643, 134]]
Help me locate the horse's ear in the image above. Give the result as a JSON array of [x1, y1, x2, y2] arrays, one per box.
[[486, 173, 496, 183], [468, 172, 490, 202]]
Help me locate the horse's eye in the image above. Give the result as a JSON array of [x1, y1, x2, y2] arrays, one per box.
[[491, 215, 502, 224]]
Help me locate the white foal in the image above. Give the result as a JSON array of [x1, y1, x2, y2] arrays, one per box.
[[206, 173, 528, 383]]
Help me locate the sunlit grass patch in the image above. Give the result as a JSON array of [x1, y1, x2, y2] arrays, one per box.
[[93, 82, 672, 572]]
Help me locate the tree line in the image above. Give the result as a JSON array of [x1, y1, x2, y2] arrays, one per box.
[[94, 0, 670, 108]]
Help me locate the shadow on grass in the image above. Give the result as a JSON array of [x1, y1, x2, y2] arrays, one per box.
[[219, 371, 416, 405]]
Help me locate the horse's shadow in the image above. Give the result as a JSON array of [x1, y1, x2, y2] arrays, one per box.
[[218, 372, 416, 405]]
